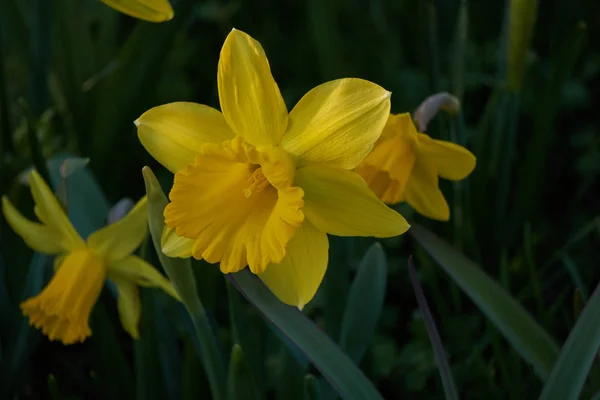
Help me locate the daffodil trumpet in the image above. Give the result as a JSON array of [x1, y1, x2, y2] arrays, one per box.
[[1, 170, 179, 344], [135, 29, 409, 309], [356, 113, 476, 221]]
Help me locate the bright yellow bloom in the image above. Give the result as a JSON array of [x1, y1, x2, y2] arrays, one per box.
[[356, 113, 476, 221], [135, 29, 409, 309], [100, 0, 174, 22], [2, 170, 178, 344]]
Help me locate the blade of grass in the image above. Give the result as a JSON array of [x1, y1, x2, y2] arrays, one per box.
[[513, 21, 587, 227], [562, 255, 588, 301], [18, 99, 50, 185], [143, 166, 227, 400], [539, 282, 600, 400], [408, 256, 459, 400], [227, 344, 260, 400], [229, 270, 385, 400], [339, 243, 387, 364], [0, 12, 13, 157], [410, 223, 560, 380]]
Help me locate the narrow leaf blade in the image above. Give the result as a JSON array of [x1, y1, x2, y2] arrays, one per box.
[[229, 270, 384, 400], [539, 282, 600, 400], [339, 242, 387, 364], [410, 223, 559, 380], [142, 166, 227, 400]]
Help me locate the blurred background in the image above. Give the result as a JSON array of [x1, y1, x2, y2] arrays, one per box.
[[1, 0, 599, 398]]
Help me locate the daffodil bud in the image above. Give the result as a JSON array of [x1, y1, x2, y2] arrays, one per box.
[[506, 0, 539, 91]]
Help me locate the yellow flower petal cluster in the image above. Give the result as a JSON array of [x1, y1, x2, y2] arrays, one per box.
[[135, 29, 409, 309], [356, 113, 476, 221], [100, 0, 173, 22], [2, 170, 179, 344]]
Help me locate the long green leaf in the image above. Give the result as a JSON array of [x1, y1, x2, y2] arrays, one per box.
[[339, 243, 387, 364], [538, 282, 600, 400], [142, 166, 226, 400], [226, 344, 260, 400], [229, 269, 385, 400], [410, 223, 560, 380], [408, 256, 458, 400]]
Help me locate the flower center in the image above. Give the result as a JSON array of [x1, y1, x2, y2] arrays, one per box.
[[21, 249, 106, 344], [243, 167, 270, 198], [165, 136, 304, 274]]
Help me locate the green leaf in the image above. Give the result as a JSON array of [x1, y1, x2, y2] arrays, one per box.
[[226, 344, 260, 400], [0, 253, 48, 397], [408, 256, 459, 400], [142, 166, 227, 400], [539, 282, 600, 400], [339, 242, 387, 364], [410, 223, 560, 380], [229, 269, 385, 400], [303, 374, 322, 400], [47, 153, 110, 239]]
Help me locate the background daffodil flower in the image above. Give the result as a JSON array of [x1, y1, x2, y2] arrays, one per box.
[[135, 29, 409, 309], [1, 170, 179, 345], [355, 113, 476, 221], [100, 0, 174, 22]]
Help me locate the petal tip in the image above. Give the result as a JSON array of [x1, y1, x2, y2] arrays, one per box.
[[133, 119, 141, 127]]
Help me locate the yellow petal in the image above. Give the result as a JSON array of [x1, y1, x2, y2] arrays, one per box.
[[2, 196, 63, 254], [164, 137, 304, 274], [111, 276, 141, 339], [21, 249, 106, 345], [281, 78, 391, 169], [295, 166, 409, 237], [108, 255, 180, 301], [87, 197, 148, 262], [356, 135, 417, 205], [404, 158, 450, 221], [258, 220, 328, 309], [417, 133, 476, 181], [161, 225, 194, 258], [135, 102, 235, 173], [100, 0, 174, 23], [217, 29, 288, 146], [29, 170, 84, 251]]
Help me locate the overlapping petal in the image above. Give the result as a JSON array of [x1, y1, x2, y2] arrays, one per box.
[[100, 0, 174, 23], [2, 197, 64, 254], [404, 158, 450, 221], [108, 255, 179, 300], [165, 138, 304, 274], [111, 276, 141, 339], [355, 133, 416, 204], [417, 133, 476, 181], [218, 29, 288, 147], [258, 220, 328, 310], [161, 226, 194, 258], [29, 170, 84, 251], [296, 166, 409, 237], [281, 78, 391, 169], [88, 197, 148, 262], [136, 102, 234, 173]]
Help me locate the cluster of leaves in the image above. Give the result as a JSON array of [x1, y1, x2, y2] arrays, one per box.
[[0, 0, 599, 399]]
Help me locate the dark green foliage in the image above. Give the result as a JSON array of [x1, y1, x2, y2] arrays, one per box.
[[1, 0, 599, 398]]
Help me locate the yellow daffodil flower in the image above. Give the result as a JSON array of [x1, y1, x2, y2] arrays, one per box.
[[135, 29, 409, 309], [100, 0, 174, 23], [356, 113, 476, 221], [1, 170, 179, 344]]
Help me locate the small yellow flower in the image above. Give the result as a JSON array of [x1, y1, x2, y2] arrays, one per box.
[[356, 113, 476, 221], [2, 170, 178, 345], [135, 29, 409, 309], [100, 0, 174, 22]]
